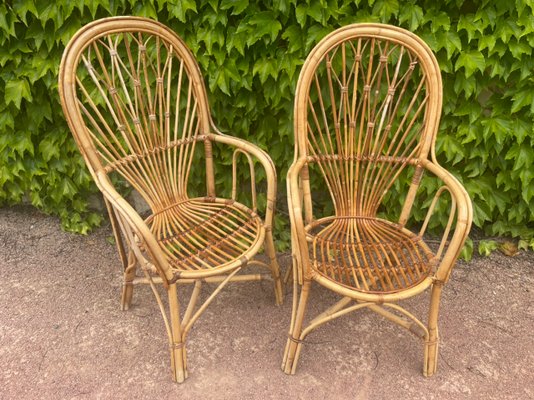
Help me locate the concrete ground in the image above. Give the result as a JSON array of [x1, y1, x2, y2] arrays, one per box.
[[1, 205, 533, 399]]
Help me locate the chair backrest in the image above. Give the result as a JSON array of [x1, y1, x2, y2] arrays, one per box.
[[59, 17, 214, 213], [295, 24, 442, 220]]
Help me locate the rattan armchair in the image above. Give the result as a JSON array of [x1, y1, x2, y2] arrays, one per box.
[[282, 24, 472, 376], [58, 17, 282, 383]]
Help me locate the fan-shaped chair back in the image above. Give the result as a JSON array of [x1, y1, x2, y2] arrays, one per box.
[[59, 17, 214, 212], [294, 24, 442, 219]]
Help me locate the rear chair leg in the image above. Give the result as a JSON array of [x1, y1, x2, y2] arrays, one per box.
[[424, 282, 443, 377], [105, 198, 136, 311], [120, 250, 137, 311], [264, 229, 284, 305]]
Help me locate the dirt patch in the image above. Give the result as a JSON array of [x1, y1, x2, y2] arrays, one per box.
[[1, 205, 533, 399]]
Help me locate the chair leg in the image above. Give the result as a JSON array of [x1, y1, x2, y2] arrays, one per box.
[[424, 282, 443, 377], [168, 283, 187, 383], [264, 229, 284, 305], [282, 278, 311, 375], [120, 250, 137, 311]]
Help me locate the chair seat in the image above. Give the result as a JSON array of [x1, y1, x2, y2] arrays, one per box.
[[305, 216, 436, 294], [145, 197, 263, 273]]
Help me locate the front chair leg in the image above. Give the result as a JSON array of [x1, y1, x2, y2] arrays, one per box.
[[168, 284, 187, 382], [424, 282, 443, 377], [282, 278, 311, 375]]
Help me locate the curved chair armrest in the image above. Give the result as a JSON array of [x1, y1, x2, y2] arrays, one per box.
[[286, 158, 312, 281], [95, 170, 173, 286], [420, 159, 473, 283], [207, 132, 278, 228]]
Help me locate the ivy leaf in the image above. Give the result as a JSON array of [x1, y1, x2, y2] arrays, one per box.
[[437, 31, 462, 59], [505, 144, 532, 171], [473, 201, 492, 226], [35, 2, 65, 30], [307, 2, 325, 24], [436, 134, 465, 164], [497, 20, 522, 43], [455, 51, 486, 77], [508, 39, 532, 59], [13, 0, 38, 25], [510, 88, 533, 113], [478, 35, 496, 53], [492, 190, 508, 215], [282, 25, 303, 53], [518, 57, 534, 80], [253, 58, 276, 84], [0, 5, 17, 37], [29, 191, 43, 208], [457, 15, 484, 42], [39, 136, 60, 162], [27, 51, 57, 83], [245, 12, 282, 46], [223, 58, 242, 82], [167, 0, 197, 22], [197, 25, 225, 54], [520, 169, 534, 202], [295, 4, 307, 27], [56, 14, 81, 46], [478, 240, 498, 256], [429, 12, 451, 32], [398, 4, 424, 30], [212, 65, 231, 95], [458, 123, 481, 145], [304, 25, 330, 52], [61, 177, 77, 198], [418, 32, 438, 52], [512, 119, 530, 145], [0, 111, 14, 131], [273, 0, 291, 14], [220, 0, 249, 15], [372, 0, 399, 21], [474, 7, 497, 29], [459, 238, 473, 261], [517, 13, 534, 36], [13, 131, 34, 157], [226, 27, 246, 56], [5, 79, 32, 109], [482, 117, 511, 145], [518, 239, 534, 251], [453, 101, 481, 124], [133, 2, 158, 19]]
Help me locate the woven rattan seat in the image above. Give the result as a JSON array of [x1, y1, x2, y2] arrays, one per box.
[[146, 197, 263, 274], [282, 23, 472, 377], [306, 217, 435, 293], [59, 17, 283, 383]]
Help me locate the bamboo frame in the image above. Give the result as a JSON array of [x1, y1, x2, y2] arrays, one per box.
[[282, 24, 472, 377], [58, 17, 283, 383]]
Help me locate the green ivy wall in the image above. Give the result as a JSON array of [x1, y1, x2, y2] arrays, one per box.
[[0, 0, 533, 251]]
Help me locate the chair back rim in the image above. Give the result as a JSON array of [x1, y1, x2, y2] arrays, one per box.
[[58, 16, 212, 176], [293, 22, 443, 164]]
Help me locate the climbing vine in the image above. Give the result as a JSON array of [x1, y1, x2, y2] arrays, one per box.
[[0, 0, 532, 254]]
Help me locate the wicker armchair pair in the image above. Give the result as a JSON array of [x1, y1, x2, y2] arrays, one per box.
[[59, 17, 472, 382]]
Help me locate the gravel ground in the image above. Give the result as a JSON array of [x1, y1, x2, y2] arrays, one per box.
[[1, 205, 533, 399]]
